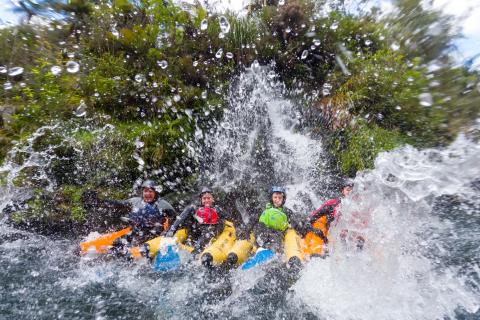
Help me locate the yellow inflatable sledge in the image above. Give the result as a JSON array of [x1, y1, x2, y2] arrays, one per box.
[[130, 220, 238, 267]]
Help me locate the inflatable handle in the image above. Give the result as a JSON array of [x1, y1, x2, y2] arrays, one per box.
[[241, 248, 275, 270]]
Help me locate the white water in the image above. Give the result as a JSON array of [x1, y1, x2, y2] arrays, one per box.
[[209, 68, 332, 212], [295, 136, 480, 319], [209, 69, 480, 319]]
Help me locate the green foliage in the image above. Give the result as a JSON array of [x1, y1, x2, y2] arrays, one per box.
[[333, 121, 411, 176], [1, 0, 478, 231]]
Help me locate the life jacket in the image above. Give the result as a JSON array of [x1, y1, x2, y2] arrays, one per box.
[[309, 198, 340, 221], [259, 204, 288, 232], [195, 206, 219, 225], [128, 203, 161, 227]]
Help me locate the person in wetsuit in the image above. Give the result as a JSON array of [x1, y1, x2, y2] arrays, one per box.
[[83, 179, 176, 255], [164, 187, 231, 260], [228, 186, 307, 268]]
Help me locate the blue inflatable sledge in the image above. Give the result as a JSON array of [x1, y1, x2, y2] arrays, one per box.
[[241, 248, 275, 270], [153, 245, 181, 271]]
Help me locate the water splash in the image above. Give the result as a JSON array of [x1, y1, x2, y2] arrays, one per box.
[[295, 135, 480, 319], [207, 68, 331, 211]]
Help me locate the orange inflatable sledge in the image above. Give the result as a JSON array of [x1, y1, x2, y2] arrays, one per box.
[[79, 227, 132, 255], [303, 215, 329, 257]]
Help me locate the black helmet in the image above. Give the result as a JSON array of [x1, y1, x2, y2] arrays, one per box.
[[141, 179, 157, 191], [339, 178, 354, 190], [269, 186, 286, 205], [199, 186, 213, 197]]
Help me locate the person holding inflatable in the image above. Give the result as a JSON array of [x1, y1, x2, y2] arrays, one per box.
[[82, 179, 176, 255], [164, 186, 234, 267], [228, 186, 306, 270], [303, 179, 356, 257]]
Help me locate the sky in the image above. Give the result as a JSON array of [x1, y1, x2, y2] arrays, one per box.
[[1, 0, 479, 64]]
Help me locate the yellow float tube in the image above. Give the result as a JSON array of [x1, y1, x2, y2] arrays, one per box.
[[225, 234, 256, 267], [284, 228, 305, 265], [129, 228, 194, 259], [199, 220, 236, 266], [130, 221, 237, 266]]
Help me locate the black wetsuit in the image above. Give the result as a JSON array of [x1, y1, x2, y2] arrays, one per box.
[[166, 205, 230, 254]]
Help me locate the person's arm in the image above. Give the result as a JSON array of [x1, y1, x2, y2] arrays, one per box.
[[284, 207, 307, 236], [308, 204, 336, 224], [82, 190, 132, 215], [164, 205, 194, 237]]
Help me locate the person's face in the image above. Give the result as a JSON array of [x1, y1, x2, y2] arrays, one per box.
[[201, 192, 214, 207], [142, 188, 156, 203], [271, 192, 284, 208], [342, 186, 353, 197]]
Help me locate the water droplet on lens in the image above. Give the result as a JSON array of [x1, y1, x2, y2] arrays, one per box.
[[301, 50, 309, 59], [111, 28, 119, 38], [219, 16, 230, 34], [8, 67, 24, 77], [322, 83, 332, 96], [200, 19, 208, 31], [66, 61, 80, 73], [50, 66, 62, 75], [135, 138, 144, 148], [419, 92, 433, 107], [391, 42, 400, 51], [221, 122, 232, 130], [157, 60, 168, 69], [134, 74, 145, 82], [74, 100, 87, 117]]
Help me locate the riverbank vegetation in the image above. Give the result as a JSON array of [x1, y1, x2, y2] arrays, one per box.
[[1, 0, 478, 229]]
